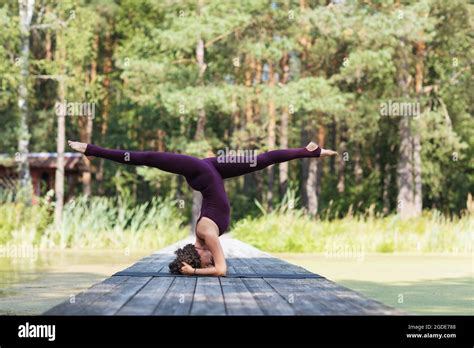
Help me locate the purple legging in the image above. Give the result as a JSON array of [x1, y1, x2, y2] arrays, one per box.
[[84, 144, 321, 235]]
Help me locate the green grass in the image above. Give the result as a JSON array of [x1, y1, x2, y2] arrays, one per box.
[[232, 209, 473, 253], [0, 194, 188, 250], [1, 188, 472, 253]]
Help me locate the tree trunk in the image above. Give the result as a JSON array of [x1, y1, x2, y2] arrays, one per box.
[[266, 62, 276, 210], [54, 26, 67, 226], [337, 123, 346, 193], [45, 30, 52, 60], [195, 34, 206, 140], [279, 53, 290, 196], [397, 116, 414, 218], [253, 60, 262, 119], [17, 0, 35, 203], [316, 123, 326, 198], [246, 58, 264, 201], [243, 55, 257, 196], [382, 162, 391, 215], [329, 117, 337, 175], [55, 80, 66, 226], [396, 43, 418, 219], [353, 144, 363, 185], [301, 124, 318, 216], [96, 22, 115, 195], [231, 92, 240, 134], [397, 56, 414, 219], [80, 33, 99, 196], [243, 173, 253, 196], [279, 106, 289, 195], [244, 54, 254, 125], [413, 131, 422, 215], [306, 157, 318, 215], [298, 0, 320, 214], [191, 0, 206, 234], [413, 40, 425, 216]]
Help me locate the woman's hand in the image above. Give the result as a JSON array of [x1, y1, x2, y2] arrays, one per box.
[[180, 262, 195, 275]]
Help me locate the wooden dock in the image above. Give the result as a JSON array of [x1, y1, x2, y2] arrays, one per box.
[[44, 237, 403, 315]]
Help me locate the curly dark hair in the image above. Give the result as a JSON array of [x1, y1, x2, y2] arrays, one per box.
[[168, 243, 201, 274]]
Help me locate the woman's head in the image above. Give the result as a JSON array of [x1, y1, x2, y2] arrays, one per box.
[[194, 246, 214, 268], [168, 244, 214, 274]]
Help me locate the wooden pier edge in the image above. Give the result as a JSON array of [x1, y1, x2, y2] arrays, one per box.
[[44, 236, 406, 316]]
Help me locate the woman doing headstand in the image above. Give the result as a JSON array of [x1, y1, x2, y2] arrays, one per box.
[[68, 140, 337, 276]]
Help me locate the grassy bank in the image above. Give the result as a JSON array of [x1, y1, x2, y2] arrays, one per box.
[[232, 209, 473, 253], [0, 194, 188, 250], [1, 191, 472, 253]]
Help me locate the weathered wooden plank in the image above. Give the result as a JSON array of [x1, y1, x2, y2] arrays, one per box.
[[190, 277, 226, 315], [242, 278, 295, 315], [258, 257, 314, 275], [239, 255, 314, 276], [80, 276, 151, 315], [153, 277, 196, 315], [227, 257, 254, 274], [226, 265, 237, 274], [220, 277, 263, 315], [116, 277, 174, 315], [264, 278, 398, 315], [264, 278, 348, 315], [44, 276, 129, 315], [157, 255, 176, 274]]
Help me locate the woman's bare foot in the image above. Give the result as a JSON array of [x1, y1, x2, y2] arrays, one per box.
[[306, 141, 338, 157], [320, 148, 338, 157], [68, 140, 87, 154]]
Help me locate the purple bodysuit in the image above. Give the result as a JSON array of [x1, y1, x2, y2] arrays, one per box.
[[84, 144, 321, 235]]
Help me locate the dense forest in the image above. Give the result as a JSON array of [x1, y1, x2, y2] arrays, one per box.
[[0, 0, 472, 233]]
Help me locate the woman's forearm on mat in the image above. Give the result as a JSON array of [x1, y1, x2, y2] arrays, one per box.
[[195, 265, 227, 276]]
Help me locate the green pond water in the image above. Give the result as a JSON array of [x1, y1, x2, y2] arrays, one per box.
[[0, 249, 152, 315], [276, 252, 473, 315], [0, 250, 472, 315]]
